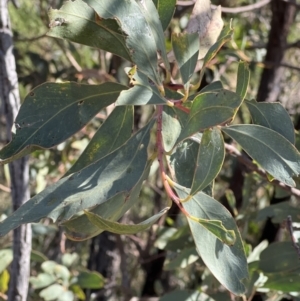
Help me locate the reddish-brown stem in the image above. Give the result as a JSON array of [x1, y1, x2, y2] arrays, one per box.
[[156, 105, 190, 216]]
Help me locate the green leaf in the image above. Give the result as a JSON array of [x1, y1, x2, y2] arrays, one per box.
[[0, 249, 13, 274], [62, 160, 151, 241], [74, 271, 104, 289], [160, 290, 214, 301], [85, 207, 169, 235], [164, 247, 199, 271], [174, 186, 248, 295], [169, 138, 200, 188], [0, 120, 154, 237], [58, 291, 74, 301], [263, 271, 300, 292], [191, 128, 225, 195], [172, 32, 199, 86], [65, 106, 133, 176], [135, 0, 170, 71], [221, 125, 300, 187], [85, 0, 163, 89], [177, 90, 242, 143], [39, 284, 65, 301], [202, 23, 233, 68], [61, 253, 79, 268], [47, 0, 132, 61], [69, 285, 85, 300], [200, 81, 223, 93], [41, 261, 70, 282], [255, 201, 300, 223], [116, 67, 167, 105], [236, 61, 250, 101], [259, 242, 299, 274], [162, 106, 189, 153], [245, 99, 295, 144], [30, 273, 56, 289], [0, 82, 125, 164], [153, 0, 176, 31]]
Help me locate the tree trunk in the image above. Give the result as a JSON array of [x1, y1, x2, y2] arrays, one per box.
[[256, 0, 296, 103], [0, 1, 31, 301]]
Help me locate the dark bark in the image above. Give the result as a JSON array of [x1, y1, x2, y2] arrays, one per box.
[[256, 0, 296, 103], [0, 1, 31, 300]]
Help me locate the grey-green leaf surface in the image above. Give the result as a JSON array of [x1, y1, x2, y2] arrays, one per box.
[[236, 61, 250, 101], [0, 82, 125, 164], [175, 186, 248, 295], [153, 0, 176, 31], [116, 68, 167, 105], [65, 106, 133, 176], [172, 32, 199, 86], [256, 202, 300, 224], [191, 128, 225, 195], [85, 207, 169, 235], [259, 242, 299, 274], [0, 249, 13, 274], [177, 90, 242, 143], [0, 120, 154, 237], [169, 138, 199, 188], [62, 161, 151, 241], [160, 290, 214, 301], [221, 125, 300, 187], [85, 0, 163, 89], [162, 106, 189, 152], [47, 0, 131, 61], [39, 284, 66, 301], [245, 99, 295, 144], [136, 0, 170, 71]]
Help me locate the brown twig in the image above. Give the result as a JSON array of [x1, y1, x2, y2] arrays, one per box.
[[176, 0, 271, 13], [286, 215, 300, 258]]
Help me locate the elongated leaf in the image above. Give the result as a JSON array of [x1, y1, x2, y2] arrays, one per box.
[[75, 271, 104, 289], [177, 90, 242, 143], [191, 128, 224, 195], [0, 250, 13, 274], [85, 0, 163, 90], [85, 207, 169, 235], [162, 106, 189, 152], [172, 32, 199, 86], [202, 23, 233, 68], [245, 99, 295, 144], [221, 125, 300, 187], [66, 106, 133, 176], [47, 0, 131, 61], [236, 62, 250, 101], [136, 0, 170, 71], [116, 67, 167, 105], [175, 186, 248, 295], [263, 272, 300, 292], [0, 82, 125, 164], [62, 161, 152, 241], [0, 120, 154, 237], [153, 0, 176, 31]]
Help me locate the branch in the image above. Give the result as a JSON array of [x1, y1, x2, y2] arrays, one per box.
[[225, 143, 300, 199], [176, 0, 271, 13], [286, 215, 300, 259]]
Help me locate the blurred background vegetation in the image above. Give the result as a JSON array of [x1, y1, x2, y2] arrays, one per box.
[[1, 0, 300, 300]]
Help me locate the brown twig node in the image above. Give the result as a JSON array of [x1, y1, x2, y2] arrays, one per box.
[[286, 215, 300, 259]]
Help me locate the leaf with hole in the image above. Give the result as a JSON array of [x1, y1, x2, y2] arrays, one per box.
[[0, 82, 125, 164], [47, 0, 131, 61]]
